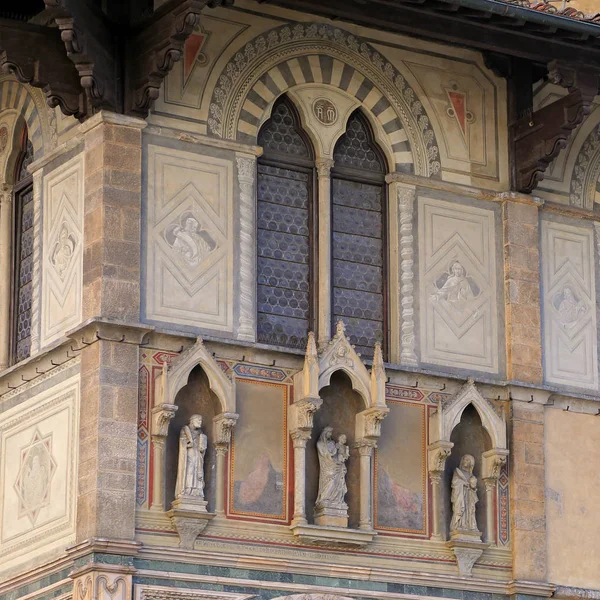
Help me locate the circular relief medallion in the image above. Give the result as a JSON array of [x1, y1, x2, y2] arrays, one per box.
[[312, 98, 338, 126], [0, 126, 8, 155]]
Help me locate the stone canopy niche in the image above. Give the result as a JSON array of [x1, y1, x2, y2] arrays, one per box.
[[152, 338, 238, 549], [289, 322, 388, 547], [428, 378, 508, 576]]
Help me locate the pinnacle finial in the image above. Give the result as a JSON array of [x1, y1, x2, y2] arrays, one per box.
[[373, 342, 384, 371], [336, 320, 346, 336]]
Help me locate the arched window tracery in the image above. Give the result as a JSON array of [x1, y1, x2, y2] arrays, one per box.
[[256, 96, 316, 349], [11, 127, 34, 364], [331, 111, 387, 358]]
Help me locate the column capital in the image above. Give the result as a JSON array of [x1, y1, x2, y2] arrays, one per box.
[[290, 429, 312, 448], [289, 395, 322, 432], [315, 157, 335, 179], [428, 440, 454, 475], [213, 412, 239, 445], [482, 448, 509, 480], [354, 438, 377, 456], [151, 403, 178, 438]]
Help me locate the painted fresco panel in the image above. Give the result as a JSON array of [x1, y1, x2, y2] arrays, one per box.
[[374, 400, 426, 534], [229, 379, 288, 520]]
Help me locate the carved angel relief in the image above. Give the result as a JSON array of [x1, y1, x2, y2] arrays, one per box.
[[163, 211, 217, 269], [50, 222, 77, 280]]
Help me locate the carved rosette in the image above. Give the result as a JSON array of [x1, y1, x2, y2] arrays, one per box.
[[236, 155, 256, 342]]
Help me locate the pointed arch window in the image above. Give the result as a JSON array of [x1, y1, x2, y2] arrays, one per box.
[[12, 128, 34, 363], [256, 96, 316, 349], [331, 111, 387, 358]]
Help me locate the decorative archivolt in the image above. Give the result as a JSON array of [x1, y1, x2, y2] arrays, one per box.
[[208, 22, 441, 177], [569, 118, 600, 209], [0, 76, 57, 169], [429, 377, 507, 451], [154, 337, 235, 414]]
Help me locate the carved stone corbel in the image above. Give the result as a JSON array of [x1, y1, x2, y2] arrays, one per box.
[[150, 404, 178, 511], [512, 60, 599, 193], [127, 0, 233, 116], [0, 19, 86, 118], [213, 412, 238, 516]]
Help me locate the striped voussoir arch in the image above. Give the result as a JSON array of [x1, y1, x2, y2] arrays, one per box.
[[236, 54, 414, 174], [0, 80, 45, 158]]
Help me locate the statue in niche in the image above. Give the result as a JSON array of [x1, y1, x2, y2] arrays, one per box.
[[554, 286, 587, 329], [315, 426, 349, 511], [175, 414, 207, 499], [450, 454, 479, 534], [431, 260, 480, 315]]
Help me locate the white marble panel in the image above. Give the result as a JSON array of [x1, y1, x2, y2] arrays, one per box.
[[418, 196, 498, 373], [0, 375, 79, 571], [542, 219, 598, 390], [41, 155, 84, 347], [146, 145, 233, 331]]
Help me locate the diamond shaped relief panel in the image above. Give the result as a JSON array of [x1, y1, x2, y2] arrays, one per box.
[[418, 195, 499, 373], [41, 157, 83, 347], [146, 146, 233, 331], [542, 219, 598, 390]]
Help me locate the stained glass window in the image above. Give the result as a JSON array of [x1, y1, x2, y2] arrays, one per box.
[[12, 130, 34, 363], [331, 111, 387, 358], [256, 97, 315, 349]]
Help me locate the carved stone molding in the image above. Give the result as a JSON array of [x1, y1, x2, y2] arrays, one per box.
[[447, 540, 488, 577], [168, 503, 215, 549], [289, 523, 376, 548], [135, 585, 256, 600], [71, 564, 135, 600], [235, 154, 256, 342]]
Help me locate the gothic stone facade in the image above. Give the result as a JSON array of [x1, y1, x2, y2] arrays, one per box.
[[1, 3, 600, 600]]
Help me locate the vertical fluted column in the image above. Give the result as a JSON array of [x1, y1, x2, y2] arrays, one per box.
[[316, 158, 335, 348], [29, 170, 42, 355], [357, 440, 376, 530], [236, 155, 256, 342], [213, 412, 238, 517], [291, 430, 311, 525], [0, 185, 12, 369], [150, 404, 178, 511]]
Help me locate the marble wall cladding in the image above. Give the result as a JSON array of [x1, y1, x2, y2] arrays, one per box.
[[0, 375, 79, 573], [418, 194, 500, 374], [41, 155, 84, 347], [145, 144, 234, 333], [541, 218, 598, 390], [229, 379, 288, 521]]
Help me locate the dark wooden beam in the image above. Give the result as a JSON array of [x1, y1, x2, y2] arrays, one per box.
[[258, 0, 600, 68], [512, 62, 599, 193], [0, 18, 86, 118]]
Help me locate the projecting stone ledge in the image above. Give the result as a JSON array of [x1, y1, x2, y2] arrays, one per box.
[[290, 523, 376, 548]]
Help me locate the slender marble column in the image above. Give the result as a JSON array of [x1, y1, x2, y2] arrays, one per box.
[[291, 430, 311, 525], [150, 404, 178, 511], [356, 440, 376, 530], [484, 478, 497, 544], [214, 444, 229, 516], [316, 158, 334, 348], [430, 471, 443, 540]]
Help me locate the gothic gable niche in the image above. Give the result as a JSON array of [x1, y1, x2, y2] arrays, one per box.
[[145, 144, 233, 332], [541, 218, 598, 390], [418, 194, 500, 374], [41, 154, 83, 347], [207, 23, 440, 178]]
